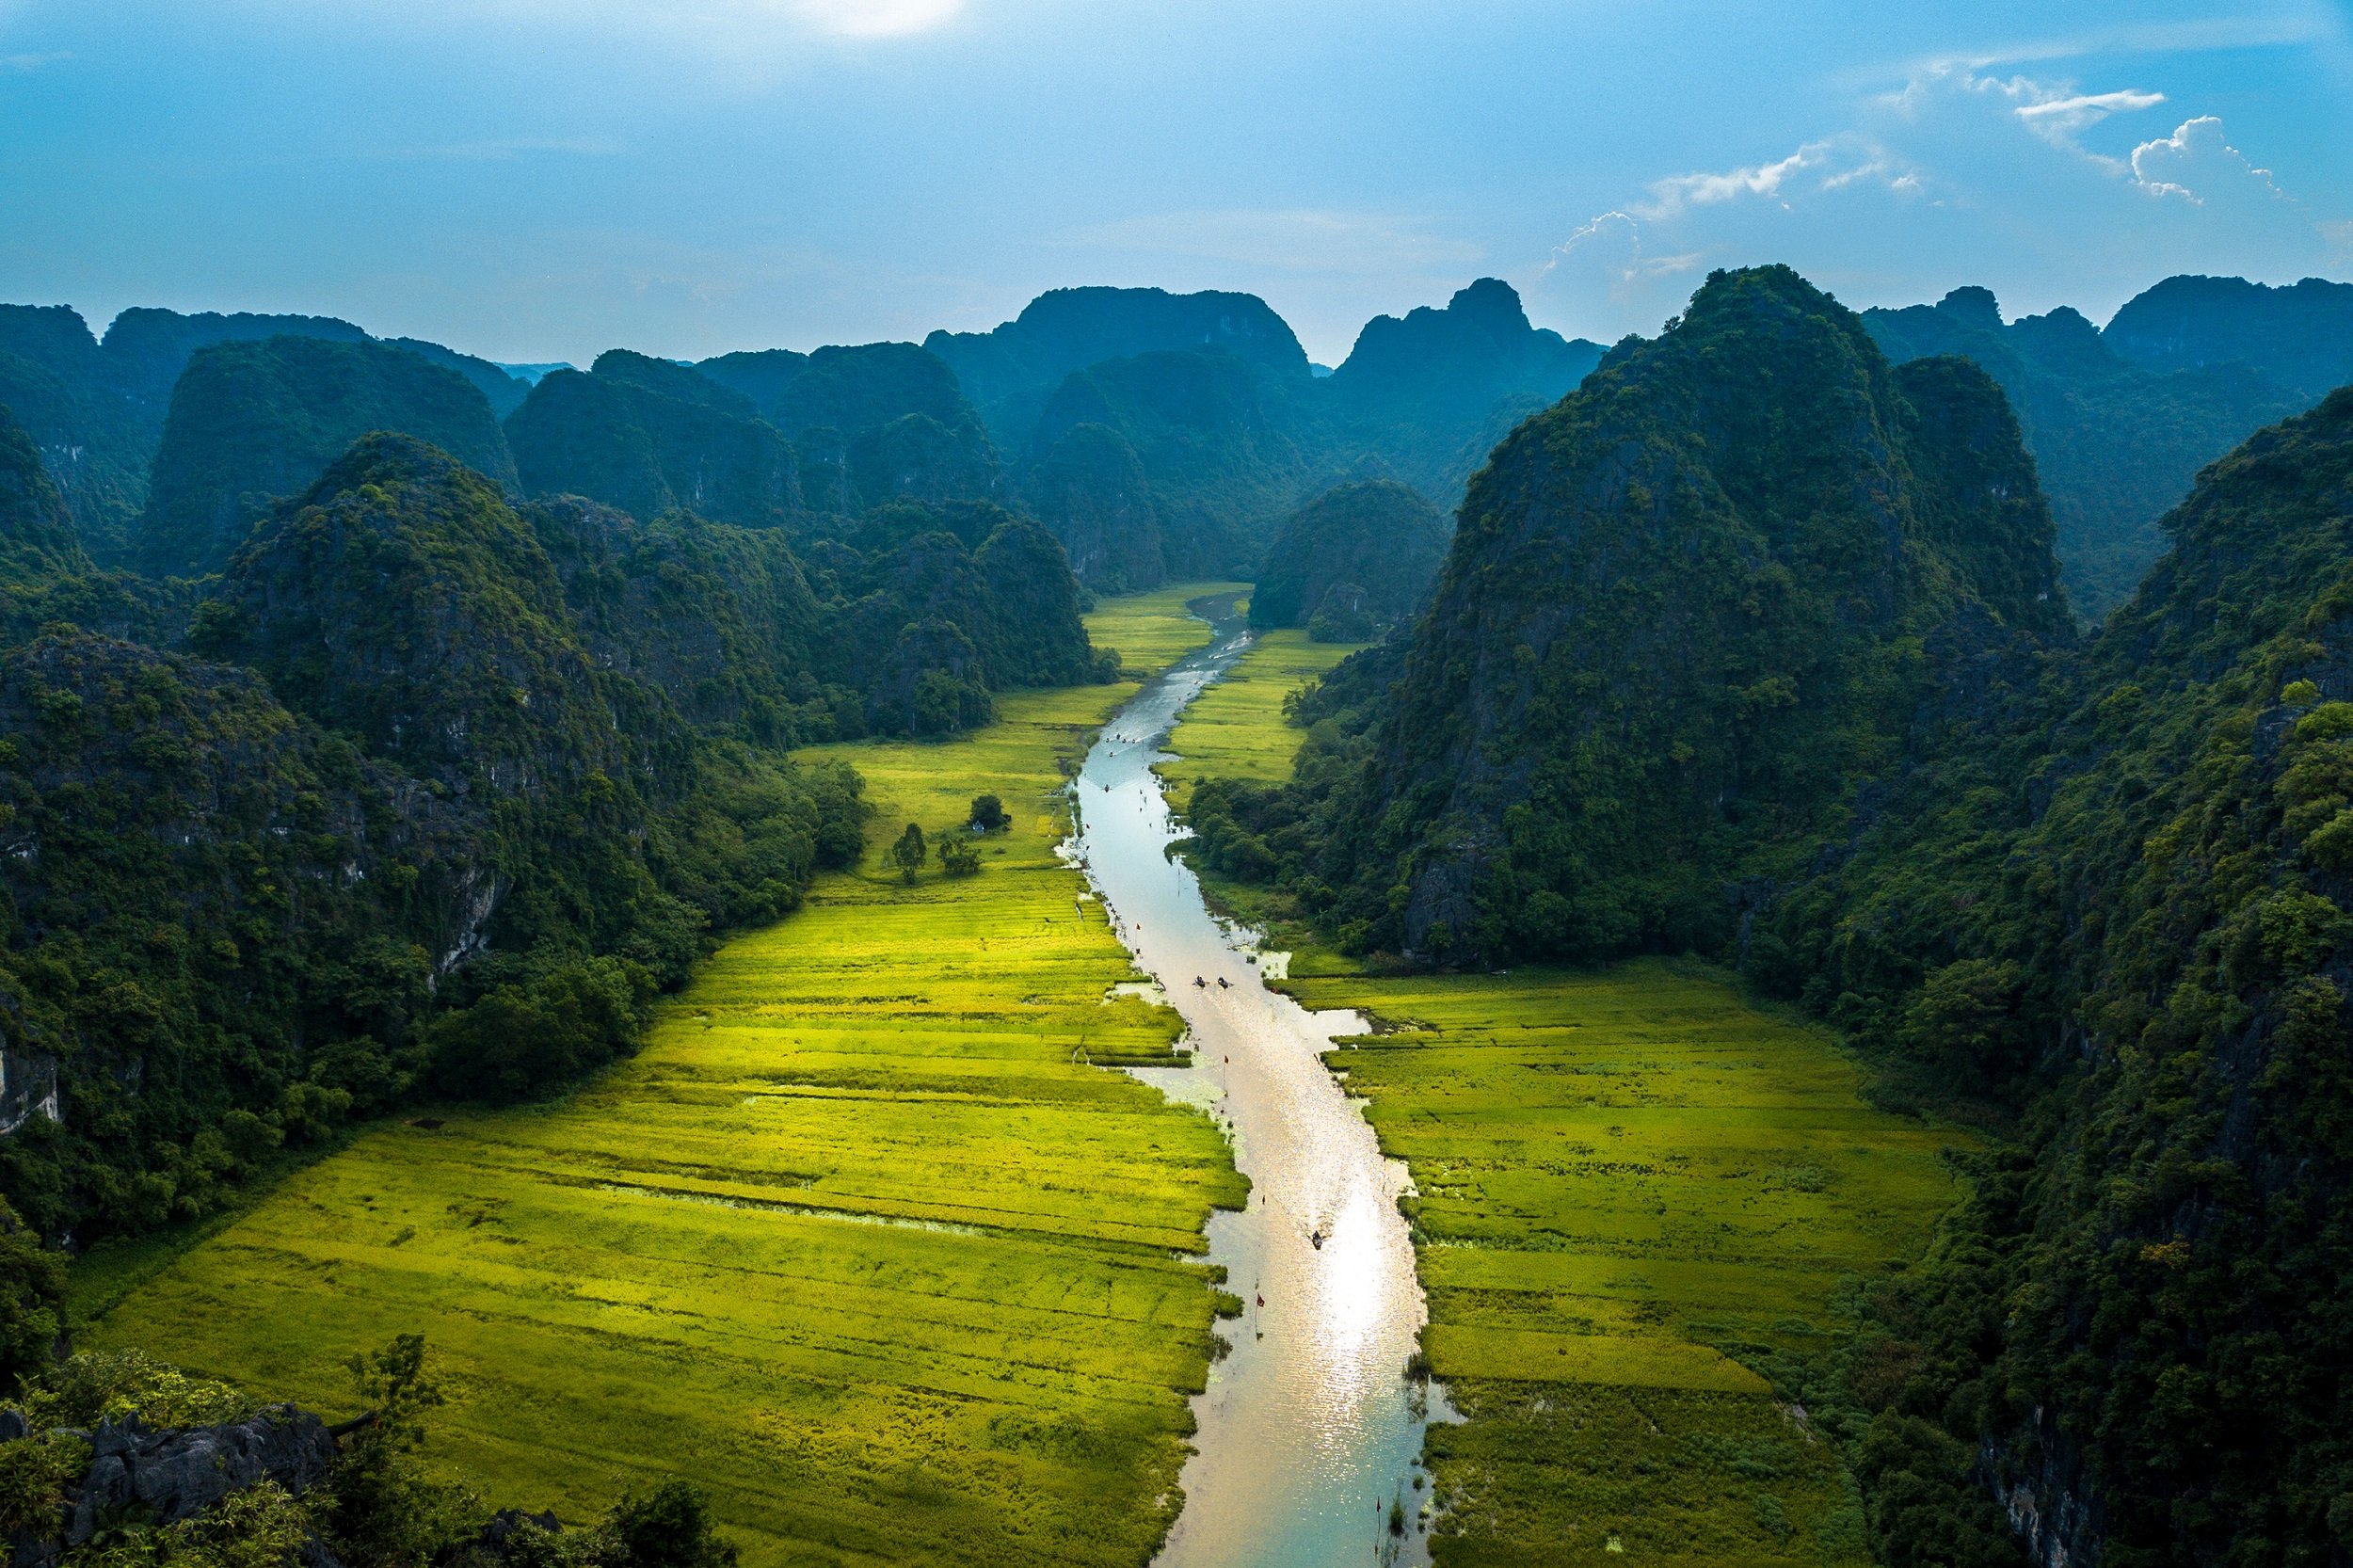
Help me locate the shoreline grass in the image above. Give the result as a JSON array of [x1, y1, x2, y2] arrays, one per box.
[[81, 590, 1241, 1568]]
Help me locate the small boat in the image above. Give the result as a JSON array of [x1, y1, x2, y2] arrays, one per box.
[[1216, 977, 1230, 989], [1310, 1227, 1327, 1250], [1194, 975, 1208, 987]]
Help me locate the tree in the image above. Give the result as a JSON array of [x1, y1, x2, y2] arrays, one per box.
[[937, 837, 980, 877], [888, 823, 927, 882], [0, 1201, 63, 1394], [968, 794, 1006, 832]]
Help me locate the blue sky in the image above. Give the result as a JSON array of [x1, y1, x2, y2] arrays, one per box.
[[2, 0, 2347, 364]]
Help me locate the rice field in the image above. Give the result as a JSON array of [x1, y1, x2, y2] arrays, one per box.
[[1154, 629, 1360, 811], [1164, 633, 1972, 1565], [1081, 582, 1248, 679], [83, 607, 1252, 1568]]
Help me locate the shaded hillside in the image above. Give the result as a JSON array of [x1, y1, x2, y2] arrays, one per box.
[[1750, 387, 2353, 1568], [1249, 479, 1447, 639], [810, 499, 1109, 734], [529, 494, 830, 743], [2105, 272, 2353, 399], [138, 336, 517, 579], [385, 336, 532, 416], [0, 403, 191, 646], [0, 306, 150, 555], [1025, 421, 1164, 592], [1325, 278, 1604, 504], [926, 285, 1311, 443], [1031, 347, 1335, 578], [1302, 266, 2069, 962], [505, 354, 801, 528], [0, 304, 524, 565], [0, 430, 876, 1225], [1193, 268, 2353, 1567], [1865, 286, 2306, 617]]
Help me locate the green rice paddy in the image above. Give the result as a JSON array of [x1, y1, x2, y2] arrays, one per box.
[[1155, 629, 1360, 811], [1166, 632, 1972, 1565], [1082, 582, 1248, 680], [81, 593, 1250, 1568]]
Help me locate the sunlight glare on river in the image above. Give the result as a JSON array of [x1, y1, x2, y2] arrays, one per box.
[[1068, 594, 1451, 1568]]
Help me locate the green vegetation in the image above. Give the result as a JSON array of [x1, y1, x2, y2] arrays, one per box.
[[1, 435, 864, 1242], [85, 677, 1241, 1568], [1304, 963, 1964, 1566], [1248, 480, 1447, 638], [1174, 264, 2353, 1562], [139, 335, 518, 579], [1321, 277, 1602, 506], [2104, 273, 2353, 401], [1164, 623, 1967, 1563], [1256, 266, 2069, 966], [1864, 284, 2309, 618]]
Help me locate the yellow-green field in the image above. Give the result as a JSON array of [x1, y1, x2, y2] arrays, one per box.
[[1164, 634, 1970, 1565], [1156, 628, 1361, 810], [1081, 581, 1247, 678], [84, 593, 1247, 1568]]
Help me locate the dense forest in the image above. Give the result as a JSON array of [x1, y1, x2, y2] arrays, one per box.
[[1182, 264, 2353, 1567]]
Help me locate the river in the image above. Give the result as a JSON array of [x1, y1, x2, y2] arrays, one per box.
[[1066, 594, 1445, 1568]]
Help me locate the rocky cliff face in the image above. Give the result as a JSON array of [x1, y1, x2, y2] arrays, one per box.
[[505, 356, 801, 529], [1325, 278, 1603, 505], [925, 284, 1310, 444], [1023, 422, 1164, 592]]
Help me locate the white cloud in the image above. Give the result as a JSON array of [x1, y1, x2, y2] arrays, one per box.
[[2, 49, 68, 70], [1529, 52, 2342, 344], [1638, 136, 1911, 220], [2128, 115, 2288, 206]]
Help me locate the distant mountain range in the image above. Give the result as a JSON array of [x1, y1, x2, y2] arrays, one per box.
[[2, 271, 2347, 612]]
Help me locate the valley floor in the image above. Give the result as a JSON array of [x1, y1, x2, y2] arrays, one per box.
[[1162, 633, 1973, 1565], [81, 587, 1245, 1568]]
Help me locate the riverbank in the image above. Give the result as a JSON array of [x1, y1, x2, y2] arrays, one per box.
[[79, 591, 1243, 1568], [1160, 632, 1973, 1565]]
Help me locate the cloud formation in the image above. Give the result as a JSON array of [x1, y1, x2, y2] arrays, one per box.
[[1533, 51, 2344, 342], [1638, 137, 1913, 219]]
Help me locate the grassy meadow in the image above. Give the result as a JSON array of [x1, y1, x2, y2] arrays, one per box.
[[1166, 634, 1971, 1565], [83, 596, 1243, 1568]]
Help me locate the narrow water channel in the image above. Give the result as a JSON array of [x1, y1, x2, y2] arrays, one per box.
[[1067, 594, 1444, 1568]]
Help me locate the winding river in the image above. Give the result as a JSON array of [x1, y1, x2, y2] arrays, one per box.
[[1067, 595, 1445, 1568]]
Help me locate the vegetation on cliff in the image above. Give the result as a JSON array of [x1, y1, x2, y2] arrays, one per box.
[[1865, 285, 2308, 619], [1247, 479, 1447, 639]]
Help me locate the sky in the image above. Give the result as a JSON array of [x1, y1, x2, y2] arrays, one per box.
[[2, 0, 2348, 366]]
